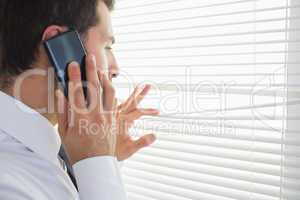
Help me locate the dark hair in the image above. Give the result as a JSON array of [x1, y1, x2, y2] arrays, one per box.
[[0, 0, 114, 87]]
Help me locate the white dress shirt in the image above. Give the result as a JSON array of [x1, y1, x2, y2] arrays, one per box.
[[0, 91, 127, 200]]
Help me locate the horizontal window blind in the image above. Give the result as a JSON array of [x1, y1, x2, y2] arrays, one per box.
[[285, 0, 300, 199], [112, 0, 300, 200]]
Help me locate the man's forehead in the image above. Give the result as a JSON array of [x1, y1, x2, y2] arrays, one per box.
[[97, 1, 114, 42]]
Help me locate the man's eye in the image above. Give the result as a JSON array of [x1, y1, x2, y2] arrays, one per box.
[[105, 46, 113, 51], [112, 73, 118, 78]]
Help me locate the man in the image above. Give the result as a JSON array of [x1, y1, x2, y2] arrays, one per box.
[[0, 0, 159, 199]]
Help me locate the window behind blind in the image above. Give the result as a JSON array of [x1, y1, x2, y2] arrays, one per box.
[[112, 0, 300, 199]]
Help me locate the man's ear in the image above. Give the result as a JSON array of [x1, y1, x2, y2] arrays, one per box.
[[42, 25, 68, 41]]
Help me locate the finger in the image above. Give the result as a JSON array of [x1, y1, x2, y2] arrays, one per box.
[[117, 118, 133, 137], [134, 84, 151, 106], [99, 70, 116, 122], [102, 72, 116, 111], [118, 108, 158, 137], [68, 62, 86, 111], [132, 134, 156, 153], [119, 134, 156, 160], [122, 108, 159, 122], [119, 86, 141, 111], [114, 98, 118, 113], [85, 54, 102, 112], [125, 85, 152, 114], [56, 89, 68, 137]]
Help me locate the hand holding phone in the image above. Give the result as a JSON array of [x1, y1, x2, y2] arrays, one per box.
[[55, 55, 117, 165]]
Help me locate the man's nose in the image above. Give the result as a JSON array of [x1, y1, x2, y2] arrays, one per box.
[[108, 52, 119, 80]]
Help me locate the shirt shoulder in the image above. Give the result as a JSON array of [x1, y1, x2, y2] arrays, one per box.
[[0, 130, 78, 200]]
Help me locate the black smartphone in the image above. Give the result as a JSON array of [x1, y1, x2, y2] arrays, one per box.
[[44, 30, 87, 99]]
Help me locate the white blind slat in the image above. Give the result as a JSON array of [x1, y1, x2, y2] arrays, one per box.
[[112, 0, 300, 199]]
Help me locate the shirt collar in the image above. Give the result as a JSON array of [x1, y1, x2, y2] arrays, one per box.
[[0, 91, 61, 165]]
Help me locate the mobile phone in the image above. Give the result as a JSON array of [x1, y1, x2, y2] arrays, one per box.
[[44, 30, 87, 99]]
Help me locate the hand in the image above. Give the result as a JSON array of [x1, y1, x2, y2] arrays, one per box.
[[116, 85, 159, 161], [56, 54, 116, 165]]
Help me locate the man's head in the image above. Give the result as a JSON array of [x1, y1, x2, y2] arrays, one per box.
[[0, 0, 119, 121]]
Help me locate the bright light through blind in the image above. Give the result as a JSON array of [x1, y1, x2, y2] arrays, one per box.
[[112, 0, 300, 200]]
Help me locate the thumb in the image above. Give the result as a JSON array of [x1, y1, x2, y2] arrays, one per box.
[[56, 90, 68, 138], [133, 134, 156, 151]]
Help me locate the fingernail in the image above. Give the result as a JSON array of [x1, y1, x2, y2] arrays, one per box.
[[151, 109, 160, 115], [137, 84, 145, 93], [90, 54, 96, 65], [69, 61, 79, 69], [148, 134, 156, 144], [98, 69, 104, 76], [152, 134, 157, 141]]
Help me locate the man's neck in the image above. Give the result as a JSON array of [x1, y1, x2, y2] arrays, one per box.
[[1, 86, 58, 126]]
